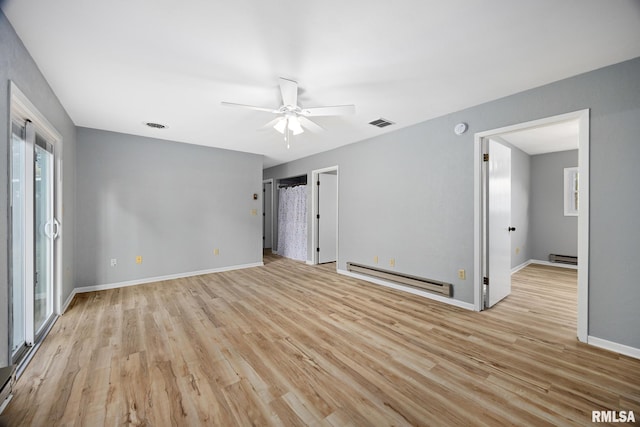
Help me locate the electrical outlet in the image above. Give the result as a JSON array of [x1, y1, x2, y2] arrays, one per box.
[[374, 255, 378, 264], [214, 248, 220, 256], [136, 256, 142, 264], [458, 269, 466, 280], [110, 258, 117, 267], [389, 258, 395, 267]]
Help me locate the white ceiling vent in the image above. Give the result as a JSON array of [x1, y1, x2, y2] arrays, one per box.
[[369, 118, 395, 128], [145, 122, 167, 129]]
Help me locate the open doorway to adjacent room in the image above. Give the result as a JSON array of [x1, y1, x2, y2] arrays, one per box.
[[262, 179, 274, 256], [311, 166, 339, 267], [474, 109, 589, 342]]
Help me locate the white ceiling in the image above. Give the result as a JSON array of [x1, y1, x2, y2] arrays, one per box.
[[499, 120, 579, 155], [3, 1, 640, 168]]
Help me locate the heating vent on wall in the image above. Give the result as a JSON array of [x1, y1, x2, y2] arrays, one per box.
[[369, 118, 395, 128], [549, 254, 578, 265], [347, 262, 453, 297]]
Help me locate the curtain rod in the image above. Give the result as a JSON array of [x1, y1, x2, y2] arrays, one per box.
[[278, 183, 307, 189]]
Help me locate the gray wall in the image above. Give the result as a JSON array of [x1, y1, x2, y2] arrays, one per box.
[[509, 143, 532, 269], [266, 121, 475, 301], [531, 150, 578, 261], [0, 11, 76, 366], [264, 57, 640, 349], [75, 128, 263, 287]]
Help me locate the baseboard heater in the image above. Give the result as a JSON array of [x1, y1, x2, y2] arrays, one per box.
[[549, 254, 578, 265], [347, 262, 453, 297]]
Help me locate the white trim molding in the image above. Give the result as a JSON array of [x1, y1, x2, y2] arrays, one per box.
[[511, 260, 532, 275], [61, 289, 77, 313], [528, 259, 578, 270], [338, 269, 476, 311], [588, 336, 640, 360], [62, 262, 264, 312], [512, 259, 579, 274]]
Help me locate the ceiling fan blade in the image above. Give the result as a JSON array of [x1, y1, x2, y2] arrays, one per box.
[[300, 104, 356, 117], [279, 77, 298, 107], [298, 116, 324, 133], [221, 101, 278, 113]]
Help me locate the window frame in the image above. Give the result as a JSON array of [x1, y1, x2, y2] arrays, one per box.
[[564, 166, 579, 216]]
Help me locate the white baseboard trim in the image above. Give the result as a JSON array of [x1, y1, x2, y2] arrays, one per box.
[[74, 262, 264, 295], [61, 288, 77, 313], [588, 336, 640, 360], [511, 259, 579, 275], [511, 260, 532, 274], [306, 260, 315, 266], [337, 269, 476, 311], [528, 259, 578, 270]]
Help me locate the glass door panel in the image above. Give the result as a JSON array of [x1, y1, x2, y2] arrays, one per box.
[[34, 137, 55, 336], [10, 121, 27, 360]]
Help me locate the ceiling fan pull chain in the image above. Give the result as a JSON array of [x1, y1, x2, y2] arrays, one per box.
[[286, 118, 291, 149]]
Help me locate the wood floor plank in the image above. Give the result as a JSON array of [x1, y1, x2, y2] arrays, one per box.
[[2, 255, 639, 426]]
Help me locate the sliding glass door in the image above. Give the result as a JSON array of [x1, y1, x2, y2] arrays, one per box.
[[10, 119, 58, 365]]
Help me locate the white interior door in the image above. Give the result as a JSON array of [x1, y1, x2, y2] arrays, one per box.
[[263, 182, 273, 249], [318, 173, 337, 263], [487, 139, 512, 307]]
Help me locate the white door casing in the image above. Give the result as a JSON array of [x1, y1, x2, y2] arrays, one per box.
[[318, 173, 338, 263], [473, 109, 589, 343]]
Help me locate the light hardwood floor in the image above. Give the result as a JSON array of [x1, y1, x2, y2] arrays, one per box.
[[2, 255, 639, 426]]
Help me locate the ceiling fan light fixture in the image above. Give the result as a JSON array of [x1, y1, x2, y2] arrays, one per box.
[[273, 116, 304, 135], [222, 78, 353, 145], [273, 117, 287, 134], [288, 116, 304, 135]]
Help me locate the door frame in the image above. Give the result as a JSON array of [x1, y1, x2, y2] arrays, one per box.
[[262, 179, 274, 251], [311, 166, 339, 265], [9, 82, 64, 365], [473, 109, 590, 342]]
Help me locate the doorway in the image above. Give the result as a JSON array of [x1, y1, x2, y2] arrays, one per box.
[[262, 179, 274, 252], [276, 175, 308, 261], [311, 166, 339, 266], [474, 109, 590, 342], [9, 83, 62, 369]]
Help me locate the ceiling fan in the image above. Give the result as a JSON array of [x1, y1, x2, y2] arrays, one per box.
[[222, 78, 355, 148]]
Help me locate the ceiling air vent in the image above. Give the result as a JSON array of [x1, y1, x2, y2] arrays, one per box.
[[145, 122, 167, 129], [369, 118, 395, 128]]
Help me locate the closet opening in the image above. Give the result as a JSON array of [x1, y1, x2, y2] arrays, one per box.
[[262, 179, 274, 254], [275, 175, 308, 262]]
